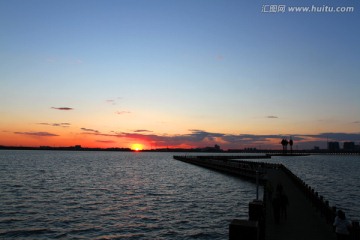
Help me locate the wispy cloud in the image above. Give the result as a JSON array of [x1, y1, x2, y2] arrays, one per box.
[[266, 116, 279, 119], [353, 121, 360, 124], [134, 129, 153, 133], [105, 97, 122, 105], [14, 131, 59, 137], [51, 107, 74, 111], [37, 123, 71, 128], [96, 140, 116, 144], [308, 132, 360, 142], [116, 111, 131, 115], [81, 128, 99, 133], [106, 100, 116, 105]]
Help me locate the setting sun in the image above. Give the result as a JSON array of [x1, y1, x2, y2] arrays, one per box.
[[131, 143, 144, 151]]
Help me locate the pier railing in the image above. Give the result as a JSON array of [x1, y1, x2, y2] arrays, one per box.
[[279, 164, 360, 239], [173, 155, 280, 181]]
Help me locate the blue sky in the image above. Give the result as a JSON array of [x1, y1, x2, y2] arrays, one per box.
[[1, 0, 359, 149]]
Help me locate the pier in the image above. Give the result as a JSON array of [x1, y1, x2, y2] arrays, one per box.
[[173, 155, 360, 240]]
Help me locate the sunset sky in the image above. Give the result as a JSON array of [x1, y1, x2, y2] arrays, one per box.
[[1, 0, 359, 150]]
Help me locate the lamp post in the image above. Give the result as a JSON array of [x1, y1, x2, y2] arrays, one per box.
[[256, 170, 259, 200]]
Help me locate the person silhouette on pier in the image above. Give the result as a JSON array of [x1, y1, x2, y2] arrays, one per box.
[[272, 183, 284, 224], [272, 183, 289, 223], [266, 181, 274, 200], [333, 210, 352, 240], [272, 192, 281, 224], [279, 190, 289, 220], [276, 183, 283, 193]]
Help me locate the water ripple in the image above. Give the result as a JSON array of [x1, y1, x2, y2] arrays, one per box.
[[0, 151, 256, 239]]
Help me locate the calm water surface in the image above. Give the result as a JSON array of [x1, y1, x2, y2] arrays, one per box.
[[0, 151, 258, 239], [0, 151, 359, 239]]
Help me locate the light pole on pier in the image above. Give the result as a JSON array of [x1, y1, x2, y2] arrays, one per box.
[[256, 170, 259, 200]]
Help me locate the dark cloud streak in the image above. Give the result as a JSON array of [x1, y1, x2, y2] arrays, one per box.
[[51, 107, 73, 111], [14, 131, 59, 137], [307, 132, 360, 142], [81, 128, 99, 133], [116, 111, 131, 115], [37, 123, 71, 128], [134, 129, 153, 133], [96, 140, 116, 143]]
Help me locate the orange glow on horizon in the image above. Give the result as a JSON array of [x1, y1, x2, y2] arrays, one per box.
[[131, 143, 144, 151]]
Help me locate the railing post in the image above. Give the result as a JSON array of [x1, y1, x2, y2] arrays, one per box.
[[350, 221, 359, 240], [229, 219, 258, 240], [249, 200, 265, 240]]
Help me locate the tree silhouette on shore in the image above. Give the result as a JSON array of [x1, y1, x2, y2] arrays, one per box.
[[281, 138, 294, 154], [289, 137, 294, 154], [281, 138, 289, 154]]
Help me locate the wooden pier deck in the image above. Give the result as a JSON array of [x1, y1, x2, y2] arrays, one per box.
[[173, 155, 359, 240], [265, 167, 335, 240]]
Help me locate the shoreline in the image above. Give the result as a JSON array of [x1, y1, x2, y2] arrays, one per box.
[[1, 146, 360, 155]]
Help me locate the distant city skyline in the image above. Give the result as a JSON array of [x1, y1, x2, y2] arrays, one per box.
[[1, 0, 359, 150]]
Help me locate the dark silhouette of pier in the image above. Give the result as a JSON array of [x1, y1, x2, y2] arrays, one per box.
[[173, 155, 359, 240], [264, 167, 335, 240]]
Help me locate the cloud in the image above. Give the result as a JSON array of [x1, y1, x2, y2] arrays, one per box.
[[96, 140, 116, 143], [105, 97, 122, 105], [134, 129, 153, 133], [51, 107, 73, 111], [110, 129, 229, 148], [106, 100, 116, 105], [14, 131, 59, 137], [81, 128, 99, 133], [37, 123, 71, 128], [353, 121, 360, 124], [116, 111, 131, 115], [266, 116, 279, 119], [78, 128, 360, 150], [120, 131, 360, 149], [308, 132, 360, 142]]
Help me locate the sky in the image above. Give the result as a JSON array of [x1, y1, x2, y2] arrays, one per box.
[[1, 0, 360, 150]]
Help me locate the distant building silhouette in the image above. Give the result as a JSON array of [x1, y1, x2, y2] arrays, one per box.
[[201, 144, 223, 152], [328, 142, 340, 152], [343, 142, 355, 151]]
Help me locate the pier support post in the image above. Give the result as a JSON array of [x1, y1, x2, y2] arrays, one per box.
[[249, 200, 265, 240], [249, 200, 264, 221], [229, 219, 258, 240], [351, 221, 359, 240]]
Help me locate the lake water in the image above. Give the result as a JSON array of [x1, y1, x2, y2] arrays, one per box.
[[0, 151, 358, 239], [0, 151, 258, 239]]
